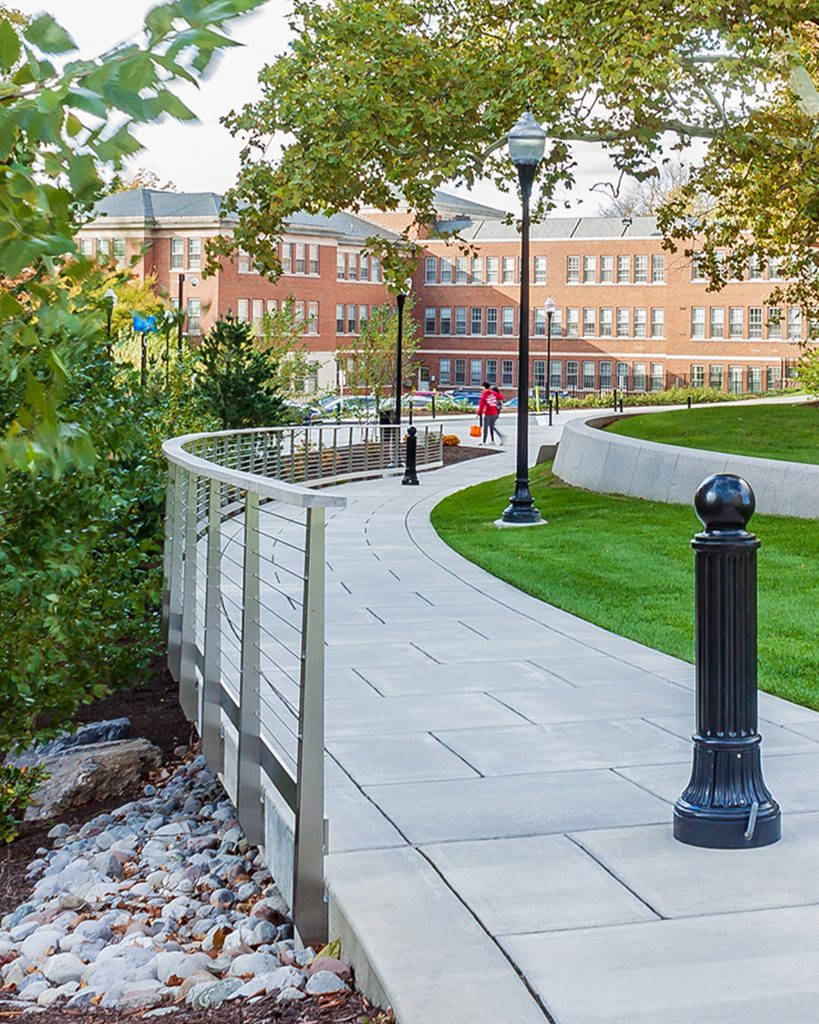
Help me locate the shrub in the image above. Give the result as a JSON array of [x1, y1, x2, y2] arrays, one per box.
[[442, 434, 461, 446], [0, 764, 46, 844]]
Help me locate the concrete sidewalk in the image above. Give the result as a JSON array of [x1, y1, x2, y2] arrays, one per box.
[[275, 413, 819, 1023]]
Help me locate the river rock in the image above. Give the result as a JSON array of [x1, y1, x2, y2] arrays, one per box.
[[42, 952, 84, 985], [306, 970, 349, 995]]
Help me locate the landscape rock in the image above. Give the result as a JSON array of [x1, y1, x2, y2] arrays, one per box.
[[306, 970, 350, 995], [42, 952, 84, 985]]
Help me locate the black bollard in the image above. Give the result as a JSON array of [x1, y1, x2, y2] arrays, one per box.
[[673, 474, 780, 849], [431, 394, 436, 419], [402, 426, 419, 485], [613, 388, 618, 411], [548, 398, 553, 427], [554, 392, 559, 415], [619, 396, 624, 413], [687, 395, 692, 409]]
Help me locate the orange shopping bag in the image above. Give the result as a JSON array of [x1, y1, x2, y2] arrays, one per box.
[[469, 424, 481, 438]]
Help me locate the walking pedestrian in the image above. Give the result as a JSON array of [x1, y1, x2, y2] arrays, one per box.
[[478, 380, 505, 445]]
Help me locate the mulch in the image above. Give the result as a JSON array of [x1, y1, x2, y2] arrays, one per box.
[[441, 443, 499, 466]]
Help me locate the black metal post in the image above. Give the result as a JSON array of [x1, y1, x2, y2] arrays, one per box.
[[401, 425, 419, 485], [431, 393, 436, 419], [140, 331, 147, 387], [393, 292, 406, 428], [545, 311, 553, 409], [548, 398, 553, 427], [619, 396, 624, 413], [501, 162, 540, 524], [687, 395, 692, 409], [673, 473, 780, 849], [105, 305, 113, 358], [554, 392, 559, 416], [408, 395, 413, 426], [177, 273, 185, 358], [613, 388, 618, 411]]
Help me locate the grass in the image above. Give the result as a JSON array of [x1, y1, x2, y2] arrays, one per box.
[[606, 402, 818, 464], [431, 464, 819, 710]]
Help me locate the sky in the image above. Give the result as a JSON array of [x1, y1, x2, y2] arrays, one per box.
[[19, 1, 659, 216]]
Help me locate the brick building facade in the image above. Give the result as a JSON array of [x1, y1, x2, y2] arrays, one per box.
[[79, 189, 806, 394]]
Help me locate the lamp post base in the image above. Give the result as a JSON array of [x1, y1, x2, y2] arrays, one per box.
[[494, 516, 548, 529]]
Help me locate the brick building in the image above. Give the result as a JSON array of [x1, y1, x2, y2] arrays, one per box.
[[79, 188, 806, 394]]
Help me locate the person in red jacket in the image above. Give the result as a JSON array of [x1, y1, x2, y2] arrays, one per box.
[[478, 381, 505, 445]]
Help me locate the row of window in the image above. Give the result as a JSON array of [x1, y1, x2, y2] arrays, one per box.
[[423, 253, 667, 286], [335, 251, 383, 282], [236, 298, 319, 335], [170, 236, 202, 271], [78, 236, 128, 269], [691, 253, 788, 283], [423, 305, 666, 339], [437, 357, 783, 393], [691, 305, 812, 340]]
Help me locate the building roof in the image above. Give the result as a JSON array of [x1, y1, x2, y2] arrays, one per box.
[[431, 213, 662, 241]]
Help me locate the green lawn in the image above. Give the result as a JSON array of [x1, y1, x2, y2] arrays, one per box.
[[606, 402, 818, 464], [431, 464, 818, 710]]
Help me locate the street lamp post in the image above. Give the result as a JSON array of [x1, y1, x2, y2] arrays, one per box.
[[177, 273, 185, 358], [544, 295, 556, 426], [163, 308, 175, 386], [500, 111, 547, 527], [393, 278, 411, 428], [103, 288, 117, 356]]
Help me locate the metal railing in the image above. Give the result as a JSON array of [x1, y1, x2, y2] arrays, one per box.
[[161, 423, 443, 944]]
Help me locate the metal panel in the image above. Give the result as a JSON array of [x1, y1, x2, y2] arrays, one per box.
[[178, 471, 199, 720], [237, 491, 263, 845]]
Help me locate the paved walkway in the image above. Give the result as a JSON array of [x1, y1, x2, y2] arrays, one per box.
[[271, 410, 819, 1023]]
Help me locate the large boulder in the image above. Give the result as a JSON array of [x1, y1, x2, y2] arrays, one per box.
[[24, 739, 162, 823], [8, 719, 131, 767]]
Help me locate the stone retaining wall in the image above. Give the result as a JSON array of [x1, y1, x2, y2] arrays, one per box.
[[553, 412, 818, 518]]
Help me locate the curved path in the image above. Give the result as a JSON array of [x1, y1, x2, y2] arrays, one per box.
[[278, 426, 819, 1024]]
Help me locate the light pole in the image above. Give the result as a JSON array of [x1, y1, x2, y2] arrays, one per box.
[[163, 308, 175, 386], [500, 111, 547, 527], [393, 278, 411, 428], [176, 273, 185, 358], [544, 295, 556, 427], [103, 288, 117, 356]]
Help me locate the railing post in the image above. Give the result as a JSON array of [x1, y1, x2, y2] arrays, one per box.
[[293, 505, 328, 946], [674, 473, 780, 849], [402, 425, 419, 485], [201, 478, 224, 770], [237, 490, 263, 846], [178, 470, 199, 720], [166, 465, 185, 681]]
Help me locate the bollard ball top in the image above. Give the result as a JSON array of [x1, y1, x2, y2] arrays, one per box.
[[694, 473, 755, 531]]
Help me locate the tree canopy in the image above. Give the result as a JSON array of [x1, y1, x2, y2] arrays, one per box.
[[213, 0, 819, 315]]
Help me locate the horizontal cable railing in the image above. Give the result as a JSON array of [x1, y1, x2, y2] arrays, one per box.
[[161, 423, 443, 944]]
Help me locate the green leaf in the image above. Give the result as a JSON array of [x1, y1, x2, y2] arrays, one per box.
[[24, 14, 77, 55], [0, 19, 21, 72]]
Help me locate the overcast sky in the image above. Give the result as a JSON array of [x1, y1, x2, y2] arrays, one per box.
[[21, 1, 655, 216]]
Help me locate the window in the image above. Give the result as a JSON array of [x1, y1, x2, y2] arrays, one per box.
[[651, 254, 665, 283], [633, 254, 648, 282], [583, 307, 596, 337], [455, 307, 467, 335], [726, 306, 743, 339], [691, 364, 705, 388], [359, 253, 369, 281], [252, 299, 264, 332], [549, 360, 562, 389], [470, 307, 482, 335], [551, 308, 563, 337], [616, 362, 629, 390], [616, 254, 630, 283], [616, 307, 630, 337], [336, 251, 345, 279], [600, 308, 613, 337], [787, 307, 802, 340], [650, 363, 664, 391], [766, 365, 781, 390], [748, 366, 762, 393], [632, 362, 647, 391], [691, 252, 705, 280], [485, 359, 498, 385], [454, 358, 467, 385], [599, 361, 612, 390], [347, 303, 357, 334], [372, 255, 381, 282], [439, 358, 451, 385], [768, 257, 782, 280], [709, 365, 724, 390], [583, 255, 596, 283], [768, 307, 782, 339], [294, 300, 306, 332], [533, 360, 546, 388], [729, 365, 743, 393], [748, 254, 762, 280], [567, 255, 580, 283], [600, 255, 613, 283], [501, 359, 514, 386], [187, 298, 201, 334], [439, 306, 451, 335], [347, 253, 357, 280], [425, 257, 437, 283], [691, 307, 706, 338], [238, 249, 251, 273], [534, 256, 547, 284], [79, 237, 93, 257], [309, 244, 319, 274], [748, 307, 763, 339], [566, 307, 579, 337], [358, 305, 368, 332], [646, 307, 663, 339], [469, 359, 483, 385], [486, 307, 498, 335], [715, 251, 726, 277], [486, 256, 499, 284], [566, 360, 579, 389], [533, 308, 546, 336], [502, 256, 515, 283], [266, 299, 277, 315], [294, 243, 306, 274], [97, 238, 110, 262], [455, 257, 468, 284], [424, 308, 436, 334], [710, 306, 725, 338], [336, 304, 344, 333], [633, 308, 647, 338], [501, 307, 515, 335], [237, 299, 249, 322], [582, 361, 595, 391], [471, 256, 483, 284], [170, 237, 184, 270], [440, 258, 453, 284], [307, 301, 319, 335]]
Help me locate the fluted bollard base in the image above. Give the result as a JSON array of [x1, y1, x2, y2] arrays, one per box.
[[673, 736, 781, 849], [402, 426, 419, 486]]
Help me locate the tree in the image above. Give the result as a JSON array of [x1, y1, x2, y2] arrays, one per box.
[[195, 315, 289, 430], [109, 168, 177, 193], [258, 299, 323, 397], [596, 159, 697, 217], [796, 347, 819, 395], [340, 303, 419, 410], [209, 0, 819, 320]]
